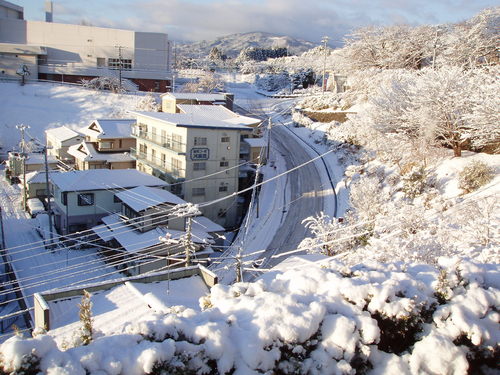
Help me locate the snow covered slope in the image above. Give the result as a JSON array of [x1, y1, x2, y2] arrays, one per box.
[[0, 81, 144, 153]]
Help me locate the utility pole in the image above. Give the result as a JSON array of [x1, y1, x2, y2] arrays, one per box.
[[16, 124, 29, 210], [321, 36, 329, 93], [266, 117, 272, 162], [43, 146, 54, 248], [235, 247, 242, 282], [432, 27, 440, 70], [184, 216, 194, 267]]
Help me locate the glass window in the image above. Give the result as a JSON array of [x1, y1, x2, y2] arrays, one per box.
[[193, 162, 206, 171], [194, 137, 207, 146], [221, 136, 230, 143], [220, 161, 229, 167], [78, 193, 94, 206], [192, 188, 205, 196], [219, 186, 228, 192]]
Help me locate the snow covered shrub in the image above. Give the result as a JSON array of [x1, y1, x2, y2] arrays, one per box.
[[349, 176, 388, 222], [255, 72, 290, 92], [402, 165, 427, 199], [301, 212, 358, 256], [78, 290, 93, 346], [0, 352, 40, 375], [292, 110, 313, 127], [458, 160, 494, 193], [135, 92, 160, 112], [80, 76, 126, 93]]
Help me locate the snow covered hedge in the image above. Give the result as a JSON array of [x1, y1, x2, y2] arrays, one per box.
[[1, 258, 498, 374]]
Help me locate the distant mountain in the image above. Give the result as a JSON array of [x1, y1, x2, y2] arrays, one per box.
[[174, 32, 316, 59]]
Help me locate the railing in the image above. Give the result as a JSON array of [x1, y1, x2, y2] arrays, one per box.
[[131, 126, 185, 153], [130, 148, 185, 179]]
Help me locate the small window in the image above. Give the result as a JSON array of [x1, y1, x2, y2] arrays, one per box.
[[192, 188, 205, 196], [221, 136, 230, 143], [78, 193, 94, 206], [193, 162, 206, 171], [61, 192, 67, 205], [113, 195, 121, 203], [96, 57, 106, 67], [194, 137, 207, 146], [220, 161, 229, 167], [219, 186, 228, 192], [100, 141, 113, 149]]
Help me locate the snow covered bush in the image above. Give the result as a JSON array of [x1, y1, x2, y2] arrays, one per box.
[[1, 259, 498, 374], [80, 76, 126, 93], [402, 165, 427, 199], [458, 160, 494, 193]]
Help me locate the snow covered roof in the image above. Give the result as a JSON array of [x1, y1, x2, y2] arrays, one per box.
[[244, 137, 267, 148], [178, 105, 261, 126], [94, 214, 211, 253], [25, 170, 60, 184], [50, 169, 168, 192], [67, 141, 134, 162], [48, 276, 209, 337], [80, 119, 135, 139], [161, 92, 227, 101], [45, 126, 82, 142], [24, 153, 58, 165], [0, 43, 47, 55], [192, 215, 225, 233], [116, 186, 186, 212], [129, 110, 254, 131]]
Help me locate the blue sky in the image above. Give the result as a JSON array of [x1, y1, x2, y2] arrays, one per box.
[[15, 0, 499, 44]]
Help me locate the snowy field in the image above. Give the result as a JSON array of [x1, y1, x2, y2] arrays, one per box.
[[0, 81, 145, 153]]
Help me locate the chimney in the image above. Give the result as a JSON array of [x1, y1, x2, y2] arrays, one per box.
[[45, 1, 53, 22]]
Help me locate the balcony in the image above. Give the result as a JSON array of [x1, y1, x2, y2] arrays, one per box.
[[130, 148, 185, 179], [132, 126, 185, 153]]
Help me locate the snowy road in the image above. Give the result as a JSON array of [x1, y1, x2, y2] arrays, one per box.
[[259, 124, 328, 268]]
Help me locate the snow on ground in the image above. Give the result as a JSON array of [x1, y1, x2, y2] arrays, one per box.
[[0, 81, 143, 152], [1, 255, 498, 374], [0, 171, 119, 335]]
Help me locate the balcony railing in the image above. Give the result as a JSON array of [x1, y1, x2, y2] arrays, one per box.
[[130, 148, 185, 179], [131, 125, 185, 153]]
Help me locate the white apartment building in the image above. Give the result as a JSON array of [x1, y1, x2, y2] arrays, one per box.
[[130, 107, 259, 227], [0, 1, 172, 91]]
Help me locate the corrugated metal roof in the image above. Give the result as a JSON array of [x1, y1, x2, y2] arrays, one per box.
[[116, 185, 186, 212]]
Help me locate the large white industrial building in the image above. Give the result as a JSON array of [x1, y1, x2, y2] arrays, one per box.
[[0, 0, 172, 91]]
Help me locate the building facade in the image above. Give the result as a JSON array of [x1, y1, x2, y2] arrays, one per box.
[[130, 109, 256, 227], [0, 2, 172, 91], [50, 169, 168, 234]]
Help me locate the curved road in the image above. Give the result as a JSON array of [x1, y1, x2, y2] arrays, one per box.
[[260, 124, 327, 267]]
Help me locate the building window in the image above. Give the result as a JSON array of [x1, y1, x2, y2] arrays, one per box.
[[108, 58, 132, 70], [192, 188, 205, 196], [220, 161, 229, 167], [172, 134, 183, 152], [172, 158, 182, 176], [61, 192, 67, 205], [194, 137, 207, 146], [96, 57, 106, 67], [161, 153, 166, 168], [193, 162, 206, 171], [100, 141, 113, 149], [219, 185, 228, 192], [78, 193, 94, 206], [221, 136, 230, 143], [113, 195, 121, 203]]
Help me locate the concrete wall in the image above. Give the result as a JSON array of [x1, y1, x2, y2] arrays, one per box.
[[0, 52, 37, 80]]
